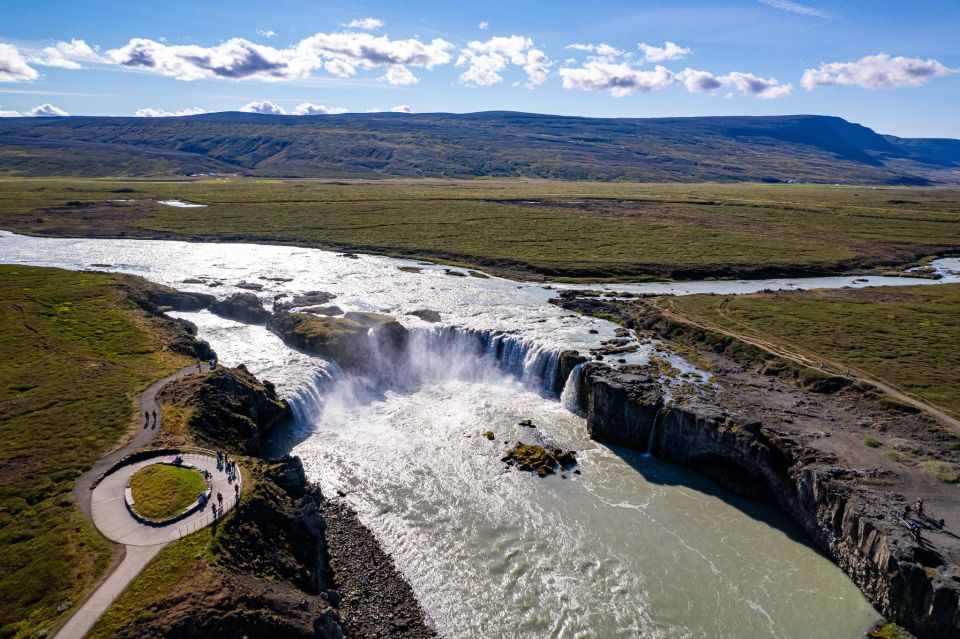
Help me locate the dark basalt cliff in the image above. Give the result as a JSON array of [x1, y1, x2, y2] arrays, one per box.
[[130, 360, 434, 638], [575, 364, 960, 639]]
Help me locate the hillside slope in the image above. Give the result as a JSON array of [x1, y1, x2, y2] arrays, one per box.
[[1, 112, 958, 184]]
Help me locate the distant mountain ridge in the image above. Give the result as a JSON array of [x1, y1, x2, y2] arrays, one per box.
[[0, 111, 957, 184]]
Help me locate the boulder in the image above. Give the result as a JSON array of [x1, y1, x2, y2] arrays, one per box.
[[302, 305, 343, 316], [408, 309, 441, 323], [146, 289, 215, 312], [210, 292, 271, 324], [273, 290, 337, 313]]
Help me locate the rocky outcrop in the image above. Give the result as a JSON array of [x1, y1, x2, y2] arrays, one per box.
[[408, 309, 441, 323], [210, 292, 270, 324], [267, 312, 409, 377], [274, 291, 337, 313], [303, 305, 343, 317], [145, 289, 215, 312], [555, 349, 589, 397], [582, 364, 960, 639], [157, 364, 291, 455]]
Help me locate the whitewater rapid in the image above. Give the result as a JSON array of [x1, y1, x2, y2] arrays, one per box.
[[4, 231, 953, 637]]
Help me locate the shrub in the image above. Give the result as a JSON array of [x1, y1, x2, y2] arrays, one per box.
[[919, 460, 960, 483], [864, 438, 882, 448]]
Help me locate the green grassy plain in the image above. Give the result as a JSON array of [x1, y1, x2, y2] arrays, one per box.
[[129, 465, 207, 521], [1, 178, 959, 280], [659, 284, 960, 419], [0, 266, 186, 639]]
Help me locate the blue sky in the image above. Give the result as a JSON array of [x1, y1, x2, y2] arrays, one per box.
[[1, 0, 958, 137]]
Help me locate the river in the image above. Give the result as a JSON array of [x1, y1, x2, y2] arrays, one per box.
[[4, 231, 957, 638]]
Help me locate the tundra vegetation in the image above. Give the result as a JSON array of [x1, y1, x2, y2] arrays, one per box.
[[0, 265, 187, 639], [1, 177, 959, 281], [652, 284, 960, 420]]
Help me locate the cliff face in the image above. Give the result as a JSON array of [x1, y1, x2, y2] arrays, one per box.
[[581, 365, 960, 639], [141, 362, 434, 639], [267, 311, 409, 377], [158, 364, 291, 455]]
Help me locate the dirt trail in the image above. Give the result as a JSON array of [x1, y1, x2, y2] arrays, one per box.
[[656, 299, 960, 434]]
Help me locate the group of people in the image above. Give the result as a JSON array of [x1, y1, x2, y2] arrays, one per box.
[[899, 498, 947, 543], [197, 356, 219, 372], [216, 451, 240, 487]]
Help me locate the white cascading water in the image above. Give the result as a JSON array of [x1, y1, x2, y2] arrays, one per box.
[[642, 408, 663, 457], [560, 362, 585, 414], [0, 230, 903, 638]]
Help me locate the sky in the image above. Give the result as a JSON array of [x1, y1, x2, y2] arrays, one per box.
[[0, 0, 958, 137]]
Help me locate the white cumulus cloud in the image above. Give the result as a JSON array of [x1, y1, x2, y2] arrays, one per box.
[[559, 61, 675, 97], [801, 53, 956, 90], [564, 43, 626, 59], [722, 71, 792, 99], [637, 41, 690, 63], [30, 39, 102, 69], [103, 31, 453, 84], [27, 103, 69, 116], [240, 100, 285, 114], [257, 30, 277, 38], [758, 0, 827, 18], [0, 43, 40, 82], [341, 18, 384, 31], [292, 102, 347, 115], [390, 104, 412, 113], [134, 106, 207, 117], [679, 68, 723, 93], [479, 21, 489, 30], [680, 68, 792, 99], [380, 64, 419, 85], [456, 35, 551, 88]]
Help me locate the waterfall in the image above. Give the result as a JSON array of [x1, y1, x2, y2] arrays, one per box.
[[560, 362, 585, 415], [286, 364, 341, 429], [642, 408, 663, 457], [280, 324, 567, 442], [407, 326, 565, 396]]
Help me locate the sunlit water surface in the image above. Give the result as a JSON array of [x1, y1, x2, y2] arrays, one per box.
[[3, 231, 945, 637]]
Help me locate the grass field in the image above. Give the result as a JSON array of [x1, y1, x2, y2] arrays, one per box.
[[1, 178, 959, 280], [0, 266, 187, 639], [129, 465, 206, 521], [655, 283, 960, 419], [87, 528, 215, 639]]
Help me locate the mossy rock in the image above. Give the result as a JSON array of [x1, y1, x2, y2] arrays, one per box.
[[268, 311, 409, 374], [503, 442, 577, 477]]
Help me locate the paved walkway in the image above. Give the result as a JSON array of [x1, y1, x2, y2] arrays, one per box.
[[72, 362, 209, 520], [54, 361, 242, 639], [93, 453, 241, 545]]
